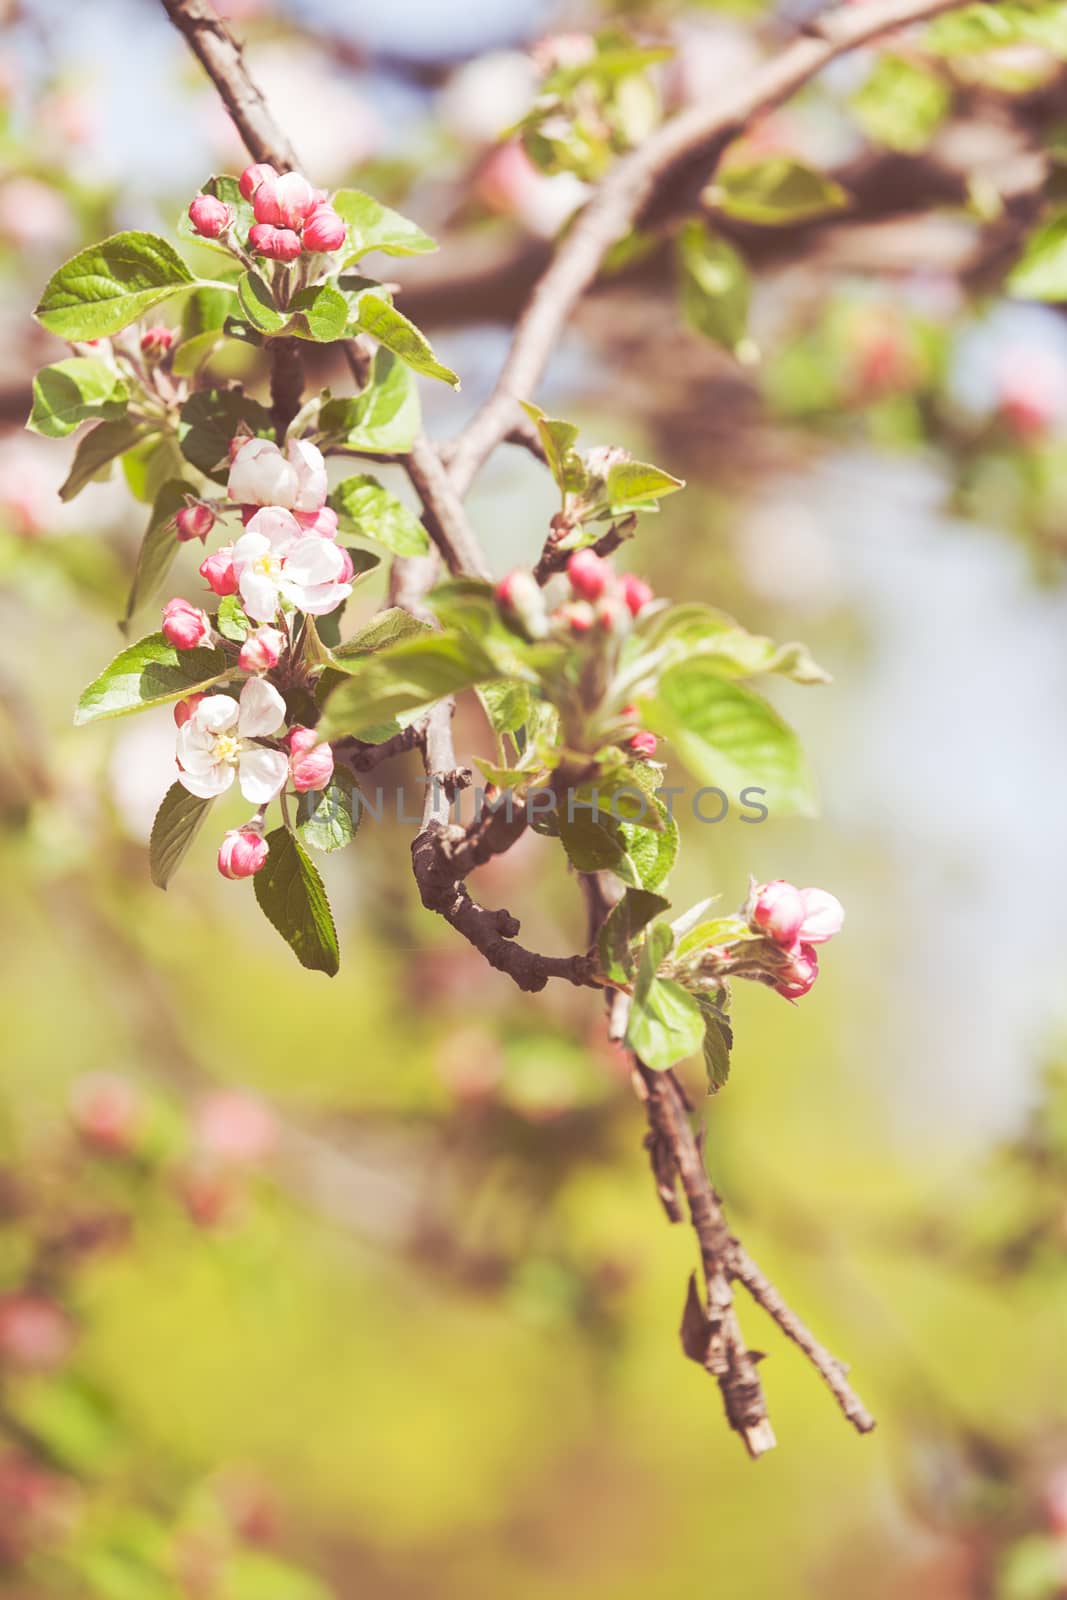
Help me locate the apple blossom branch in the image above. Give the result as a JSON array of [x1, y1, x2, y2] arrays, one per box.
[[159, 0, 935, 1455]]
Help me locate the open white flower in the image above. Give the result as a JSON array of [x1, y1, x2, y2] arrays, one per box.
[[231, 507, 352, 623], [176, 678, 289, 802], [227, 436, 328, 514]]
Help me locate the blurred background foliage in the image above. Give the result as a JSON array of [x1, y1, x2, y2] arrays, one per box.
[[3, 0, 1067, 1595]]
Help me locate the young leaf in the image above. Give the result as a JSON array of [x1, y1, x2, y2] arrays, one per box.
[[253, 827, 340, 975], [75, 633, 227, 725], [149, 782, 212, 889], [35, 231, 196, 340], [598, 888, 671, 983], [559, 807, 628, 873], [330, 475, 429, 556], [317, 632, 499, 739], [709, 158, 848, 226], [478, 678, 532, 737], [626, 922, 704, 1071], [332, 189, 438, 260], [215, 594, 251, 642], [605, 458, 684, 514], [642, 661, 816, 817], [123, 479, 193, 626], [236, 270, 287, 334], [698, 997, 733, 1092], [519, 402, 588, 496], [850, 55, 951, 153], [677, 221, 751, 358], [1007, 210, 1067, 300], [297, 775, 361, 853], [619, 802, 678, 892], [355, 294, 460, 387], [28, 358, 129, 438], [60, 417, 148, 502], [287, 283, 349, 343], [626, 601, 829, 685], [180, 388, 273, 481], [330, 607, 432, 659], [318, 351, 421, 454]]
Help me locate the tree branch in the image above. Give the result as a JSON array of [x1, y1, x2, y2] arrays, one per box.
[[445, 0, 970, 496]]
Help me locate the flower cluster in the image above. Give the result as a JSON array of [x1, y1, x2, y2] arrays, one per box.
[[158, 433, 345, 880], [748, 880, 844, 1001], [188, 163, 346, 263]]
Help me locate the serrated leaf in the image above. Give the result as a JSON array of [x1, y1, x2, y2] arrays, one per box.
[[598, 888, 671, 984], [331, 606, 432, 659], [123, 479, 192, 627], [149, 782, 212, 888], [60, 417, 148, 502], [355, 294, 460, 387], [28, 358, 129, 438], [35, 231, 196, 340], [626, 921, 704, 1070], [332, 188, 438, 260], [215, 594, 251, 641], [619, 800, 678, 891], [317, 632, 498, 739], [642, 661, 816, 817], [330, 475, 429, 556], [75, 632, 227, 725], [179, 388, 273, 481], [253, 827, 340, 975], [478, 678, 532, 736], [710, 157, 848, 226], [297, 775, 361, 852], [236, 269, 287, 334], [318, 350, 421, 454], [558, 806, 628, 873], [698, 998, 733, 1092], [677, 220, 751, 357], [287, 283, 348, 342]]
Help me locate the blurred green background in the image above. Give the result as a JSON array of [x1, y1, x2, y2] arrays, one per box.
[[3, 0, 1067, 1595]]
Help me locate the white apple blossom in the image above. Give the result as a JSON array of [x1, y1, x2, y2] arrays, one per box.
[[231, 507, 352, 623], [175, 678, 289, 802], [227, 437, 328, 514]]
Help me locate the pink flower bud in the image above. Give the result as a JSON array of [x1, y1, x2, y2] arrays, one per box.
[[621, 574, 654, 616], [139, 324, 174, 359], [496, 570, 534, 609], [174, 693, 206, 728], [302, 203, 346, 253], [217, 829, 269, 880], [199, 545, 238, 596], [188, 193, 232, 239], [295, 505, 339, 539], [194, 1090, 277, 1165], [175, 502, 215, 543], [629, 730, 658, 758], [248, 223, 302, 262], [69, 1072, 140, 1156], [751, 879, 805, 947], [0, 1295, 73, 1372], [238, 625, 285, 673], [252, 171, 316, 230], [239, 162, 278, 201], [774, 943, 819, 1002], [288, 727, 334, 793], [162, 597, 211, 651], [596, 596, 630, 632], [567, 548, 610, 601], [555, 600, 594, 634], [336, 545, 355, 582], [797, 887, 844, 945]]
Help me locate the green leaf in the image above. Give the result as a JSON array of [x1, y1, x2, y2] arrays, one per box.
[[698, 997, 733, 1092], [676, 914, 751, 961], [121, 431, 185, 506], [643, 660, 816, 817], [179, 388, 273, 481], [850, 55, 951, 153], [330, 606, 432, 659], [297, 774, 361, 852], [619, 800, 678, 891], [287, 283, 349, 343], [626, 923, 704, 1070], [149, 782, 212, 889], [332, 188, 438, 260], [123, 479, 192, 627], [221, 1551, 333, 1600], [598, 888, 671, 983], [1008, 210, 1067, 300], [215, 593, 251, 642], [253, 827, 340, 975], [478, 678, 532, 737], [559, 806, 627, 873], [355, 294, 460, 387], [28, 358, 129, 438], [709, 157, 848, 226], [318, 350, 421, 454], [317, 632, 498, 739], [60, 417, 147, 502], [75, 632, 227, 725], [35, 231, 196, 340], [236, 269, 287, 334], [330, 475, 429, 556], [520, 402, 588, 495], [171, 328, 226, 377], [605, 458, 684, 514], [677, 220, 752, 358], [626, 601, 829, 685]]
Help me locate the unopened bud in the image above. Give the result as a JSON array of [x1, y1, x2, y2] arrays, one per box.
[[495, 568, 548, 637], [567, 548, 610, 601], [139, 324, 174, 359], [175, 502, 215, 543], [188, 193, 232, 239], [620, 573, 653, 617], [774, 943, 819, 1002], [252, 171, 316, 231], [239, 162, 278, 201], [217, 829, 269, 880], [629, 730, 657, 758], [238, 625, 285, 673], [750, 880, 805, 948], [248, 223, 302, 262], [162, 597, 211, 651], [288, 727, 334, 793], [174, 693, 206, 728], [302, 203, 347, 253], [199, 545, 238, 597]]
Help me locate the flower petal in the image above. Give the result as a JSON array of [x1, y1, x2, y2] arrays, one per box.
[[238, 676, 287, 739], [238, 747, 289, 803], [797, 889, 844, 945], [245, 506, 302, 554], [191, 694, 240, 734], [177, 761, 233, 799], [295, 581, 353, 616], [239, 569, 281, 624]]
